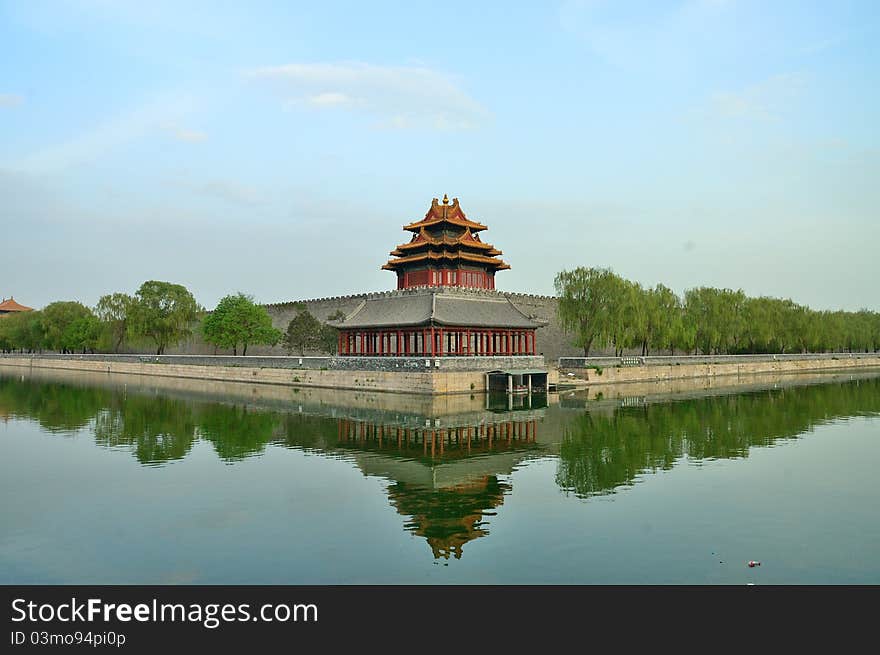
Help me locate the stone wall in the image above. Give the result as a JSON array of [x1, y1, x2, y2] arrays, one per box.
[[5, 353, 543, 372], [0, 356, 490, 395], [558, 353, 880, 386], [169, 289, 580, 361]]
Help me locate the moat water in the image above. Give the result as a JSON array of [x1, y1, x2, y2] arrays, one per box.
[[2, 366, 879, 584]]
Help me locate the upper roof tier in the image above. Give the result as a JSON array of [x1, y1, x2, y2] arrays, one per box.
[[389, 228, 502, 256], [402, 195, 488, 233]]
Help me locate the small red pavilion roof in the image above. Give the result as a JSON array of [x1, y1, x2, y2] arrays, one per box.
[[0, 297, 34, 313]]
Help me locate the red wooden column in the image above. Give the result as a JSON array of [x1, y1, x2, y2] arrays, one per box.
[[466, 329, 471, 356], [430, 327, 436, 357]]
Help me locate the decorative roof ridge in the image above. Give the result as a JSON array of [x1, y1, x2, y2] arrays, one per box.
[[393, 230, 497, 250], [261, 286, 557, 308], [502, 291, 558, 301], [339, 299, 366, 323], [503, 295, 550, 325], [402, 196, 488, 232]]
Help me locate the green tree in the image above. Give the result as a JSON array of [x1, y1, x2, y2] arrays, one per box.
[[1, 310, 45, 352], [202, 293, 282, 355], [95, 293, 134, 353], [283, 304, 323, 355], [554, 267, 619, 356], [41, 301, 98, 353], [318, 309, 347, 355], [129, 281, 202, 355], [646, 284, 681, 355]]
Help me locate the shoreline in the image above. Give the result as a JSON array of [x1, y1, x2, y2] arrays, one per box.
[[1, 353, 879, 395]]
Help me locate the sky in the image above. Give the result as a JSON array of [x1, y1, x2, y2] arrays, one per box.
[[1, 0, 878, 311]]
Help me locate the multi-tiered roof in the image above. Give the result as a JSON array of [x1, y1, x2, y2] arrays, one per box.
[[330, 196, 543, 357], [383, 195, 510, 289]]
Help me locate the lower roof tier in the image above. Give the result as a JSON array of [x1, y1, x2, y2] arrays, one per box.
[[328, 288, 545, 330], [382, 250, 511, 271]]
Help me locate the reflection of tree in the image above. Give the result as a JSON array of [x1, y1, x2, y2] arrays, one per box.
[[197, 404, 279, 462], [94, 395, 197, 465], [557, 379, 880, 498], [276, 413, 339, 451], [0, 376, 109, 434], [387, 476, 510, 560]]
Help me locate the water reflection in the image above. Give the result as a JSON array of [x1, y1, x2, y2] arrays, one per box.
[[556, 377, 880, 498], [390, 478, 510, 560], [1, 368, 879, 561]]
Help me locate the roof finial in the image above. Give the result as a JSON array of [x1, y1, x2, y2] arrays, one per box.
[[442, 193, 449, 205]]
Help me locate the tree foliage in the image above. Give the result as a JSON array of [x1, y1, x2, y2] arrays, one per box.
[[41, 301, 100, 353], [556, 267, 880, 356], [95, 293, 134, 353], [554, 267, 619, 356], [283, 304, 323, 355], [128, 281, 202, 355], [202, 293, 282, 355], [0, 310, 45, 352]]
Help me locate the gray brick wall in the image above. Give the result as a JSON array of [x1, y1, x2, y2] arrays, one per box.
[[166, 288, 585, 362]]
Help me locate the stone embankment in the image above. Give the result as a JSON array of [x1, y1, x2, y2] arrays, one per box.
[[558, 352, 880, 386], [2, 352, 878, 395], [0, 354, 544, 395]]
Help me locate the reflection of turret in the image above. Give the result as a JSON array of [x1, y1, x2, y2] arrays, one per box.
[[335, 417, 540, 464], [387, 476, 510, 560], [335, 416, 542, 559]]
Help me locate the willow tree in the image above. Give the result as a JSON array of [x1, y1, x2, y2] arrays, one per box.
[[129, 281, 201, 355], [643, 283, 681, 356], [41, 301, 99, 353], [95, 292, 134, 353], [554, 267, 619, 356]]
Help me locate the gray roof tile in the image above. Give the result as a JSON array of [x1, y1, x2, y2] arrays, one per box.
[[331, 289, 544, 329]]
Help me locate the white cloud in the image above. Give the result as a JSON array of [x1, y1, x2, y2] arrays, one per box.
[[163, 124, 208, 142], [10, 94, 196, 173], [305, 92, 354, 107], [169, 176, 262, 206], [708, 73, 807, 121], [247, 61, 489, 130], [0, 93, 24, 107]]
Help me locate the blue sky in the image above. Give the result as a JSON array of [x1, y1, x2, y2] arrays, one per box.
[[1, 0, 877, 311]]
